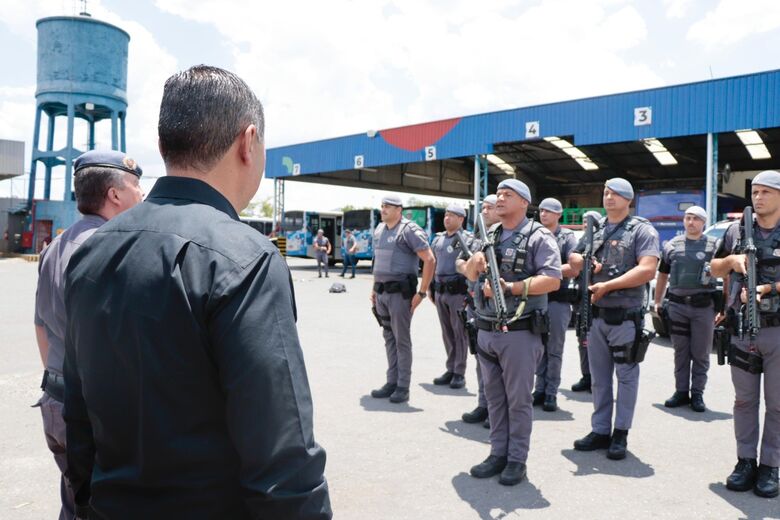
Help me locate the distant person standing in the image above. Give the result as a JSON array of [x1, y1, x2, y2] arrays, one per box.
[[315, 228, 332, 277], [370, 195, 435, 404], [34, 150, 144, 520], [430, 204, 471, 389], [340, 229, 358, 278]]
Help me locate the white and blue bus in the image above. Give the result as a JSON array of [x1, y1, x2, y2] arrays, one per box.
[[402, 206, 446, 243], [240, 216, 274, 236], [342, 209, 381, 260], [283, 210, 343, 263]]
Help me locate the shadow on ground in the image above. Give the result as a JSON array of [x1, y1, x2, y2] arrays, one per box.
[[561, 448, 655, 478], [651, 402, 733, 422], [419, 382, 475, 397], [452, 471, 550, 519], [439, 420, 489, 445], [533, 407, 575, 422], [708, 481, 780, 520], [559, 388, 593, 403], [359, 394, 423, 413]]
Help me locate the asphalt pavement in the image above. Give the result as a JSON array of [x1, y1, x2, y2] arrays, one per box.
[[1, 255, 778, 519]]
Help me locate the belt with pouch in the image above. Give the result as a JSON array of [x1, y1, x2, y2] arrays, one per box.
[[592, 306, 643, 325], [474, 317, 532, 332], [433, 278, 468, 295], [40, 370, 65, 402], [668, 292, 714, 307]]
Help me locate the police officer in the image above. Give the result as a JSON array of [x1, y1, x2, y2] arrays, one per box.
[[34, 150, 143, 520], [571, 210, 604, 393], [459, 194, 499, 426], [314, 228, 331, 277], [464, 179, 561, 486], [431, 204, 471, 389], [570, 178, 659, 460], [534, 197, 580, 412], [711, 170, 780, 498], [370, 195, 435, 403], [655, 205, 718, 413]]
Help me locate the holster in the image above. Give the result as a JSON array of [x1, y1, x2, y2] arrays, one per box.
[[729, 344, 764, 374], [401, 275, 418, 299], [458, 308, 478, 355], [609, 312, 654, 364], [714, 326, 730, 366], [372, 306, 391, 331], [530, 310, 550, 341], [712, 291, 725, 313]]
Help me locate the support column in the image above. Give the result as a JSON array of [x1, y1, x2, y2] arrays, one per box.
[[473, 155, 480, 228], [120, 112, 126, 152], [44, 113, 55, 200], [273, 178, 285, 235], [64, 102, 76, 200], [705, 133, 718, 227], [111, 110, 119, 150], [27, 106, 42, 205], [89, 119, 95, 150]]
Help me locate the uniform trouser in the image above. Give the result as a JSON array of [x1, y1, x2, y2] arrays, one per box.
[[731, 327, 780, 467], [341, 254, 356, 276], [316, 252, 328, 275], [434, 291, 469, 376], [478, 329, 544, 463], [668, 301, 714, 393], [579, 344, 590, 377], [37, 393, 76, 520], [589, 318, 640, 434], [535, 301, 571, 395], [375, 291, 414, 388]]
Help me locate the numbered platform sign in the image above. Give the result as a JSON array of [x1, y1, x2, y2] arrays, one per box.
[[634, 107, 652, 126], [354, 155, 365, 169], [425, 146, 436, 161], [292, 163, 301, 176], [525, 121, 540, 139]]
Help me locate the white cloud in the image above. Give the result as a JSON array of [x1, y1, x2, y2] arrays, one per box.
[[663, 0, 694, 18], [688, 0, 780, 47]]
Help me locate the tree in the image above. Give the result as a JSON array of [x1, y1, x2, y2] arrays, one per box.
[[241, 197, 273, 217]]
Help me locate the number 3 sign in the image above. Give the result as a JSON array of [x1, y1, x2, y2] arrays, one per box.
[[634, 107, 652, 126]]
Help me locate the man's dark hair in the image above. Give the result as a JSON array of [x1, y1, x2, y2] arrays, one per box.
[[158, 65, 265, 171], [73, 166, 126, 215]]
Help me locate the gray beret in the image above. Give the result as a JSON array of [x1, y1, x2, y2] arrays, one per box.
[[381, 194, 403, 206], [684, 205, 707, 221], [752, 170, 780, 191], [445, 204, 466, 217], [605, 177, 634, 200], [482, 194, 497, 206], [74, 149, 143, 177], [539, 197, 563, 214], [583, 210, 603, 223], [497, 179, 532, 203]]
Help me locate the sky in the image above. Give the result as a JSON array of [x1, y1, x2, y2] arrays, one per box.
[[1, 0, 779, 212]]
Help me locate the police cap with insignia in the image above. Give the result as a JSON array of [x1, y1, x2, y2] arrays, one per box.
[[539, 197, 563, 214], [74, 150, 143, 178], [497, 179, 532, 203], [381, 194, 403, 207], [752, 170, 780, 191], [684, 205, 707, 221], [482, 194, 497, 206], [445, 204, 466, 218], [604, 177, 634, 200]]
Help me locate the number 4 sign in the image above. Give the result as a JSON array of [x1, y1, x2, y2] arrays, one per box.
[[634, 107, 652, 126], [525, 121, 539, 139]]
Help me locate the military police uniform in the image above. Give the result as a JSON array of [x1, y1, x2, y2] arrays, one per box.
[[314, 233, 330, 277], [431, 205, 472, 389], [659, 206, 718, 412], [573, 178, 659, 460], [370, 195, 431, 403], [534, 198, 579, 411], [717, 171, 780, 498], [469, 180, 562, 486]]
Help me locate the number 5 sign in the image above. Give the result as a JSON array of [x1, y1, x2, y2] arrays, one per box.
[[634, 107, 652, 126], [425, 146, 437, 161]]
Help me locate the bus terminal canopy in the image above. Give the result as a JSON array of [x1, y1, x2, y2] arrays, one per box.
[[266, 69, 780, 206]]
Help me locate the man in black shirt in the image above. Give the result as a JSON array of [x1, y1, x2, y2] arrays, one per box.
[[63, 65, 331, 519]]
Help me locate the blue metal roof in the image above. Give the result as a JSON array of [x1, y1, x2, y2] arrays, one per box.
[[267, 69, 780, 179]]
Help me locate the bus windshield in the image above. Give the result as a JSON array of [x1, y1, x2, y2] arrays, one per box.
[[343, 210, 371, 230], [636, 191, 703, 221], [282, 212, 303, 232]]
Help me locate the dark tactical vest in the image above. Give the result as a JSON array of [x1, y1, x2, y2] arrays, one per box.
[[731, 218, 780, 313], [550, 226, 575, 300], [373, 218, 421, 280], [591, 216, 649, 301], [475, 219, 547, 318], [667, 234, 718, 290], [433, 231, 468, 281]]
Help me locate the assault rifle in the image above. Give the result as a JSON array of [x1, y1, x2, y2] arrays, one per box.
[[575, 214, 595, 347], [477, 213, 508, 333], [452, 230, 472, 259], [740, 206, 760, 344]]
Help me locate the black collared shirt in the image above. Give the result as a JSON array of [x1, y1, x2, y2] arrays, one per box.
[[63, 176, 331, 519]]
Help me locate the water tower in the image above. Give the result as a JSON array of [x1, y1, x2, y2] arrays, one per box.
[[24, 13, 129, 251]]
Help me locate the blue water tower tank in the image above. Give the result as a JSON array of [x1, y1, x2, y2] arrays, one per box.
[[28, 14, 130, 204]]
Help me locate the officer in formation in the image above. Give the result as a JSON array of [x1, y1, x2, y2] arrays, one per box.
[[464, 179, 561, 486], [370, 194, 436, 403], [34, 150, 143, 519], [314, 228, 331, 277], [570, 209, 604, 393], [570, 178, 659, 460], [534, 197, 580, 412], [655, 205, 718, 413], [711, 170, 780, 498], [459, 194, 499, 427], [430, 204, 471, 389]]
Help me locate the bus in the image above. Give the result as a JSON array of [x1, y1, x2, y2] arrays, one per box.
[[342, 209, 380, 260], [282, 210, 343, 262], [402, 206, 445, 243], [240, 216, 274, 236]]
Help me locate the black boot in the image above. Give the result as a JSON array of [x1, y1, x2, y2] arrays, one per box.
[[571, 375, 591, 392], [754, 464, 779, 498], [469, 455, 507, 478], [690, 391, 706, 413], [607, 429, 628, 460], [532, 391, 545, 406], [664, 391, 690, 408], [499, 462, 527, 486], [483, 418, 490, 429], [433, 371, 454, 385], [449, 374, 466, 389], [574, 432, 611, 451], [370, 382, 396, 399], [543, 394, 557, 412], [389, 386, 409, 403], [726, 458, 758, 492], [462, 406, 488, 424]]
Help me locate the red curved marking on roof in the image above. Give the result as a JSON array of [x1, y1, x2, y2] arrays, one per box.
[[379, 117, 462, 152]]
